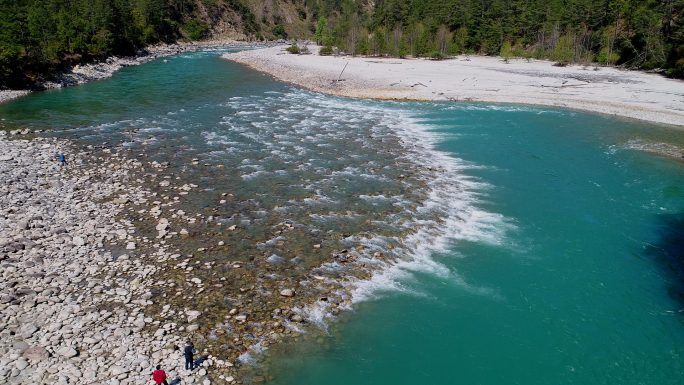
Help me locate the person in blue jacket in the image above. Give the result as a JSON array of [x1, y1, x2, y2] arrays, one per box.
[[59, 154, 67, 165], [184, 342, 196, 370]]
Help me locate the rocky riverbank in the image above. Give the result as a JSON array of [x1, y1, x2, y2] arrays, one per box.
[[0, 40, 255, 105], [0, 128, 389, 385], [0, 133, 243, 385]]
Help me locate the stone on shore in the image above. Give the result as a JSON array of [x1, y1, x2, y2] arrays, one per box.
[[55, 346, 78, 358], [12, 341, 30, 352], [23, 346, 49, 362], [72, 236, 86, 246]]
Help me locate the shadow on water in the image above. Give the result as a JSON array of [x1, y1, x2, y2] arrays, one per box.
[[645, 213, 684, 305]]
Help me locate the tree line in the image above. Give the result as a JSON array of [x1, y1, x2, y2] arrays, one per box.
[[312, 0, 684, 76], [1, 0, 683, 88], [0, 0, 260, 87]]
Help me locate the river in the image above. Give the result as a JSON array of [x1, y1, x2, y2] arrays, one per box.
[[1, 48, 683, 384]]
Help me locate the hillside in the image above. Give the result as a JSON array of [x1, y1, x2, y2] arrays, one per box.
[[0, 0, 318, 88], [1, 0, 683, 88]]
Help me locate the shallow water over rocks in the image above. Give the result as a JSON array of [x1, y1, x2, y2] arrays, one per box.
[[2, 48, 684, 385]]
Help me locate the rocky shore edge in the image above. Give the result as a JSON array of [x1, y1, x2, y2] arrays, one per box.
[[0, 133, 250, 385], [1, 126, 396, 385], [0, 40, 256, 105]]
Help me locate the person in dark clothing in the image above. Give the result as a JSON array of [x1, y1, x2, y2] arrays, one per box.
[[184, 342, 196, 370], [59, 154, 67, 165], [153, 365, 169, 385]]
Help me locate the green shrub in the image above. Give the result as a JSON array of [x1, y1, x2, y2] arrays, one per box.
[[286, 42, 301, 54], [319, 45, 333, 55], [551, 35, 574, 66], [184, 19, 209, 40], [665, 58, 684, 78], [429, 51, 445, 60], [271, 24, 287, 39], [500, 41, 512, 62], [596, 48, 619, 65]]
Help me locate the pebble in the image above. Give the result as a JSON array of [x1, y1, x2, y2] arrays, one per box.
[[280, 289, 295, 297]]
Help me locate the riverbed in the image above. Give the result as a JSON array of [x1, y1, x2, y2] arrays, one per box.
[[1, 48, 684, 385]]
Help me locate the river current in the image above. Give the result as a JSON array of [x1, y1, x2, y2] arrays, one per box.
[[1, 48, 684, 384]]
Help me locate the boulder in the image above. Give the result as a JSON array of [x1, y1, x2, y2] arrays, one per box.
[[115, 288, 129, 296], [12, 341, 29, 352], [15, 359, 28, 370], [280, 289, 295, 297], [110, 365, 126, 375], [186, 310, 201, 322], [23, 346, 49, 362], [55, 346, 78, 358], [156, 219, 169, 231]]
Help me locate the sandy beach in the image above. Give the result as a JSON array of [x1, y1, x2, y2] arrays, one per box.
[[223, 44, 684, 127]]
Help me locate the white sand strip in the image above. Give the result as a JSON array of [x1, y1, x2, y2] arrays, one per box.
[[223, 45, 684, 127]]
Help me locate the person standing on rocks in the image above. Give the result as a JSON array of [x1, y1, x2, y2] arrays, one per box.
[[59, 154, 68, 165], [184, 342, 197, 371], [153, 365, 169, 385]]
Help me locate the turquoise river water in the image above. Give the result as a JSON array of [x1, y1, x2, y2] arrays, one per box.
[[1, 48, 684, 384]]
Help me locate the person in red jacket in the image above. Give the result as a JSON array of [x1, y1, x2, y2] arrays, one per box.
[[152, 365, 168, 385]]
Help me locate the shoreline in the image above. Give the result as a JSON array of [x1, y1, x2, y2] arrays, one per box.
[[0, 86, 499, 383], [0, 133, 253, 385], [0, 40, 259, 105], [222, 45, 684, 127], [0, 125, 413, 384]]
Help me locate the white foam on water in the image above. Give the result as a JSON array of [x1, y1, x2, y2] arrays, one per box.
[[619, 139, 683, 158], [241, 170, 270, 180], [237, 352, 257, 365], [296, 92, 515, 307], [171, 88, 515, 333]]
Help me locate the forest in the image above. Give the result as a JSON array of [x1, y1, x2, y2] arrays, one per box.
[[0, 0, 683, 88], [315, 0, 684, 77], [0, 0, 259, 87]]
